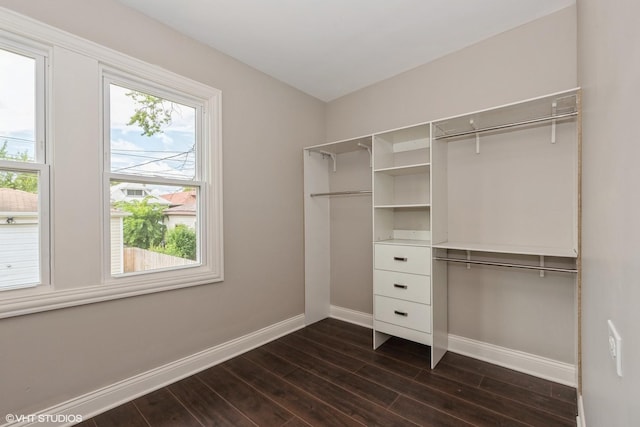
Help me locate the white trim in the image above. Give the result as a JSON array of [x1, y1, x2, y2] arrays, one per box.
[[576, 394, 586, 427], [0, 274, 221, 319], [0, 8, 219, 100], [321, 308, 576, 387], [448, 334, 576, 387], [1, 314, 305, 427], [329, 305, 373, 328], [0, 7, 224, 318]]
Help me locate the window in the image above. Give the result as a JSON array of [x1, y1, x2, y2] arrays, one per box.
[[0, 39, 49, 292], [126, 189, 144, 197], [103, 70, 222, 282], [0, 12, 222, 317]]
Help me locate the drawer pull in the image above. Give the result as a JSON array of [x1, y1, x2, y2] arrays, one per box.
[[393, 256, 408, 262], [394, 310, 408, 317], [393, 284, 408, 289]]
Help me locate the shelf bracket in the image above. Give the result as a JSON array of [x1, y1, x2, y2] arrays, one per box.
[[357, 143, 372, 167], [319, 150, 337, 172], [467, 250, 472, 269], [540, 255, 545, 278], [551, 102, 557, 144], [470, 119, 480, 154]]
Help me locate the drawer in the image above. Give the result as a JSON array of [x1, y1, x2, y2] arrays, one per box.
[[374, 295, 431, 333], [374, 270, 431, 304], [374, 244, 431, 275]]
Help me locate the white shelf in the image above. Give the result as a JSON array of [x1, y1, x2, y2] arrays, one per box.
[[305, 136, 372, 155], [374, 204, 430, 209], [374, 163, 430, 176], [431, 241, 577, 258], [375, 239, 431, 247], [432, 88, 579, 140]]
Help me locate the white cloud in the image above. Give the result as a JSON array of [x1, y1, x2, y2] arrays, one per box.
[[0, 50, 36, 137], [109, 83, 196, 135]]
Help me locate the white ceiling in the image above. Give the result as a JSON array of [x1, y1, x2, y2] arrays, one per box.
[[117, 0, 575, 101]]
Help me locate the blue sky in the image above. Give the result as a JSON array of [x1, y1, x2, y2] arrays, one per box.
[[109, 84, 197, 181], [0, 48, 36, 161], [1, 48, 197, 183]]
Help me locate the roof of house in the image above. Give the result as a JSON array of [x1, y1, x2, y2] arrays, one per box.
[[110, 182, 170, 205], [161, 190, 196, 206], [0, 188, 38, 212], [164, 203, 196, 216]]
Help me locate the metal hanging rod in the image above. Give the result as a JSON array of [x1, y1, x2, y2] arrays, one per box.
[[433, 256, 577, 273], [434, 111, 578, 140], [310, 190, 372, 197]]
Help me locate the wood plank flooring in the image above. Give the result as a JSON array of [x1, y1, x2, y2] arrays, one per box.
[[77, 319, 577, 427]]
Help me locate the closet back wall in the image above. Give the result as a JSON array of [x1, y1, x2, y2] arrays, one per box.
[[325, 5, 577, 363], [329, 149, 373, 314], [0, 0, 325, 417]]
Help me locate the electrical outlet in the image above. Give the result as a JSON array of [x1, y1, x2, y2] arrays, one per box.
[[607, 319, 622, 377]]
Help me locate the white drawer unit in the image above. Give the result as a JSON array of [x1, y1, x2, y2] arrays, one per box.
[[374, 295, 431, 333], [374, 269, 431, 304], [374, 244, 431, 275]]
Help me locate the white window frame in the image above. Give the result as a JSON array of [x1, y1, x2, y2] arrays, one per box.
[[0, 33, 51, 293], [0, 9, 223, 318], [101, 67, 223, 289]]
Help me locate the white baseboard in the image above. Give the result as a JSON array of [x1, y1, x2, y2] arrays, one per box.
[[328, 306, 576, 387], [448, 334, 576, 387], [576, 394, 586, 427], [329, 305, 373, 328], [4, 314, 305, 427]]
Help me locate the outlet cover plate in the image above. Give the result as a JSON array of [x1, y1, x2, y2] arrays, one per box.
[[607, 319, 622, 377]]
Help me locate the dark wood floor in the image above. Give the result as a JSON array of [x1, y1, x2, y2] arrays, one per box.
[[77, 318, 577, 426]]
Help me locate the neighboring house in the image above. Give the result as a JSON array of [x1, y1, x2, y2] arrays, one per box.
[[163, 203, 196, 229], [110, 182, 171, 205], [161, 190, 195, 206], [0, 188, 128, 283], [0, 188, 38, 289], [109, 208, 129, 275], [161, 190, 197, 229]]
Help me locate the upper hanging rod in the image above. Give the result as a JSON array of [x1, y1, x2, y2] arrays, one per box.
[[310, 190, 372, 197], [433, 256, 577, 273], [434, 111, 578, 140]]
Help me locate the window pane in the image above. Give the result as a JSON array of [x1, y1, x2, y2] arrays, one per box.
[[109, 84, 196, 180], [0, 171, 39, 290], [110, 181, 198, 275], [0, 48, 36, 162]]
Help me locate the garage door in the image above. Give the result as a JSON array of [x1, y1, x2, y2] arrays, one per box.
[[0, 224, 39, 290]]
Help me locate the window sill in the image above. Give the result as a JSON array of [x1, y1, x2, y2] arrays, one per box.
[[0, 272, 223, 319]]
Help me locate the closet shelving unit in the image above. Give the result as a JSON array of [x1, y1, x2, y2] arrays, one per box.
[[431, 89, 580, 266], [371, 123, 447, 369], [304, 87, 581, 375], [304, 136, 373, 324], [373, 124, 431, 246]]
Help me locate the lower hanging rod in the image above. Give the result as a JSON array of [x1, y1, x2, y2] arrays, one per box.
[[310, 190, 372, 197], [433, 257, 577, 273]]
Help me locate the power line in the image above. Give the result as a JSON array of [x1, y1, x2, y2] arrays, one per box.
[[112, 152, 195, 162], [0, 134, 35, 143], [113, 149, 193, 173], [112, 148, 190, 154]]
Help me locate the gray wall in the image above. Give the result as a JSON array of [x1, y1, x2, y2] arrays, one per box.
[[0, 0, 324, 416], [326, 6, 579, 363], [578, 0, 640, 424], [326, 6, 577, 141]]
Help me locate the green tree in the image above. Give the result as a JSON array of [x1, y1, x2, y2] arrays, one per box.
[[116, 198, 167, 249], [126, 92, 174, 137], [0, 141, 38, 193], [153, 224, 197, 260]]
